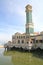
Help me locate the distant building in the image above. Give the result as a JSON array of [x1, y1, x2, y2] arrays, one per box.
[[4, 4, 43, 50]]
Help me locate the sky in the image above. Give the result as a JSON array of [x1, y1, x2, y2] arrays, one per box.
[[0, 0, 43, 44]]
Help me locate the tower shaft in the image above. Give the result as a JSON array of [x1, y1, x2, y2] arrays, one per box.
[[25, 4, 34, 34]]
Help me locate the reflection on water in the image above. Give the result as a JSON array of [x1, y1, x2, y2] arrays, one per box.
[[0, 48, 43, 65], [0, 48, 13, 65], [0, 48, 4, 56]]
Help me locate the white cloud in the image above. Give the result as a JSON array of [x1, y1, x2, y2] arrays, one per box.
[[0, 25, 25, 42], [32, 0, 43, 32], [1, 0, 43, 43], [3, 0, 25, 18], [0, 24, 25, 43], [15, 6, 25, 17], [0, 0, 26, 42], [0, 33, 11, 42]]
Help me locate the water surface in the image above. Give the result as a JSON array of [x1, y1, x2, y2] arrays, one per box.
[[0, 48, 43, 65]]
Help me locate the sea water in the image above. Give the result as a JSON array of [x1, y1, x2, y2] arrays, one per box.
[[0, 48, 43, 65]]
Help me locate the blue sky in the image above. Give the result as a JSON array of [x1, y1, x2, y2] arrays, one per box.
[[0, 0, 43, 44]]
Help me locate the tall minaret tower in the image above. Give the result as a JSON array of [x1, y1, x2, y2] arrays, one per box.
[[25, 4, 34, 34]]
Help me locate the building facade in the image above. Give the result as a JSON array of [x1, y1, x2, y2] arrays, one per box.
[[4, 4, 43, 50], [12, 4, 43, 50]]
